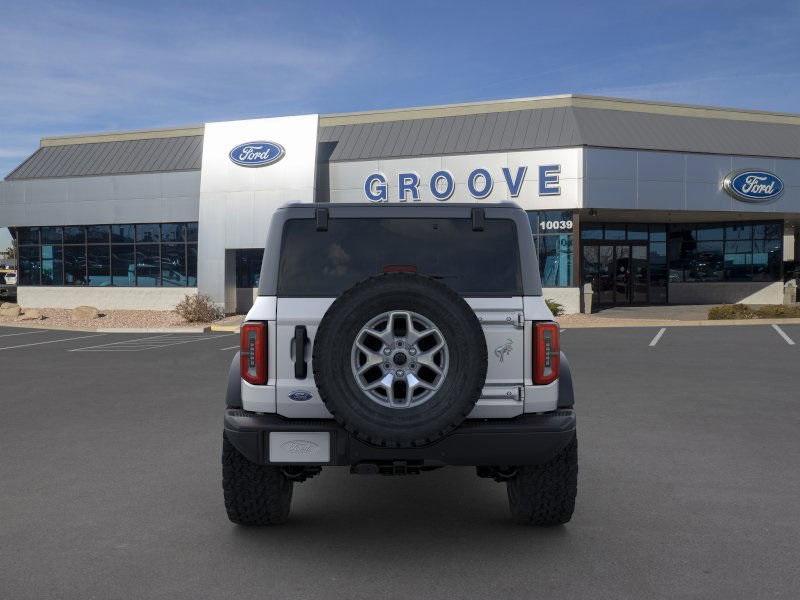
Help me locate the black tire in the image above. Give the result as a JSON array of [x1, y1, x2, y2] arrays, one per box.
[[222, 433, 293, 525], [507, 435, 578, 526], [313, 273, 487, 448]]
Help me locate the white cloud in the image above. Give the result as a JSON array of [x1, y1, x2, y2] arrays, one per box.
[[0, 2, 373, 175]]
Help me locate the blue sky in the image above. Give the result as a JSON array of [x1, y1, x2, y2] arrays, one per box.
[[1, 0, 800, 249]]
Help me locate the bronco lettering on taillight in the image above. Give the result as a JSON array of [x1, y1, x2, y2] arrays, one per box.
[[240, 322, 267, 385], [533, 322, 560, 385]]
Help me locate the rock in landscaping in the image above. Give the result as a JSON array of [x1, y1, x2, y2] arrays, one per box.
[[0, 305, 22, 317], [0, 302, 19, 309], [17, 309, 43, 321], [72, 305, 100, 320]]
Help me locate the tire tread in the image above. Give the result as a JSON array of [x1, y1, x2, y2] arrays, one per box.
[[222, 433, 293, 525], [507, 435, 578, 526]]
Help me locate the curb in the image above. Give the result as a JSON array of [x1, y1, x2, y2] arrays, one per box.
[[210, 324, 241, 332], [0, 321, 216, 334], [557, 317, 800, 329]]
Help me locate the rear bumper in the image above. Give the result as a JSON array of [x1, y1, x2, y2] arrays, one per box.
[[223, 408, 576, 467]]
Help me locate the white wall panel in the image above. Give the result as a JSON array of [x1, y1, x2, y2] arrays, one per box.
[[198, 114, 318, 308]]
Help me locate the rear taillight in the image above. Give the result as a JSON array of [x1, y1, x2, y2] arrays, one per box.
[[240, 322, 267, 385], [533, 322, 560, 385]]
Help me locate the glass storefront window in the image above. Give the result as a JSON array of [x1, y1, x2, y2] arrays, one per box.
[[136, 245, 160, 286], [111, 245, 135, 286], [64, 226, 85, 244], [539, 235, 573, 287], [725, 224, 752, 240], [136, 224, 160, 243], [13, 222, 198, 288], [187, 246, 198, 286], [41, 245, 63, 285], [86, 225, 109, 244], [111, 225, 135, 243], [648, 224, 667, 242], [603, 224, 626, 240], [41, 227, 63, 244], [528, 211, 574, 287], [161, 223, 185, 243], [64, 246, 87, 285], [580, 223, 602, 239], [18, 227, 40, 245], [19, 246, 40, 285], [162, 244, 187, 286], [87, 245, 111, 286], [627, 225, 648, 240], [666, 221, 782, 283]]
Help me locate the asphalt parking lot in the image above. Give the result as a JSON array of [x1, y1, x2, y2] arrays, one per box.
[[1, 323, 798, 599]]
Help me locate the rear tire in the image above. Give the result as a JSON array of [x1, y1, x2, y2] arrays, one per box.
[[222, 433, 293, 525], [507, 435, 577, 526]]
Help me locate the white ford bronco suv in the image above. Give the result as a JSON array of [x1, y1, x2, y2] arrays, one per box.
[[223, 202, 577, 526]]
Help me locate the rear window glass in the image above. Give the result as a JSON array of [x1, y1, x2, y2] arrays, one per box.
[[277, 217, 522, 297]]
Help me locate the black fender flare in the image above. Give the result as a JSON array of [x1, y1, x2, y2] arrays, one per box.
[[226, 352, 242, 408], [557, 351, 574, 408]]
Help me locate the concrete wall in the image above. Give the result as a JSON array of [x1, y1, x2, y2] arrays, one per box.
[[17, 287, 197, 310], [668, 281, 783, 305], [542, 287, 581, 314]]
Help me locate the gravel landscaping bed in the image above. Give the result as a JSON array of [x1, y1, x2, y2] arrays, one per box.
[[0, 307, 242, 331]]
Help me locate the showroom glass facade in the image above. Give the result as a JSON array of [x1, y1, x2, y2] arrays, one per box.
[[15, 223, 198, 287], [667, 222, 782, 283], [527, 211, 574, 287], [580, 221, 783, 305]]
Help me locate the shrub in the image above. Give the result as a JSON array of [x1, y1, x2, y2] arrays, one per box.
[[545, 298, 565, 316], [175, 294, 223, 323], [707, 304, 758, 320], [754, 304, 800, 318]]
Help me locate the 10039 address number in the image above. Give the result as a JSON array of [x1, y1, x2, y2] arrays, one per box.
[[539, 220, 573, 232]]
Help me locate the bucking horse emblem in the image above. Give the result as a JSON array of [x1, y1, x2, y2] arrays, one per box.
[[494, 338, 513, 363]]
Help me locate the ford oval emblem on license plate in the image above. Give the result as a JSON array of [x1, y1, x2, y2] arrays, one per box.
[[288, 390, 313, 402], [723, 169, 784, 203], [229, 141, 285, 167]]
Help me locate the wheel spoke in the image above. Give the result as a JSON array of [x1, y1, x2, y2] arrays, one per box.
[[416, 345, 445, 375], [356, 353, 384, 375], [407, 373, 435, 392], [364, 327, 393, 345], [407, 327, 435, 346]]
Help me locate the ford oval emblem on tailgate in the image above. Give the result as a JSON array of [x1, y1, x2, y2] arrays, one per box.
[[229, 141, 285, 167], [288, 390, 313, 402]]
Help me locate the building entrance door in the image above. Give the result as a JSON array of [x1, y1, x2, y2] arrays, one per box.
[[583, 242, 649, 305]]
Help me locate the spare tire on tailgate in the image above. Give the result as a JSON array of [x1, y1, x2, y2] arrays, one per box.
[[313, 273, 487, 448]]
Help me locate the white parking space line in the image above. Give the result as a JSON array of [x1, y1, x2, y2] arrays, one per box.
[[0, 333, 106, 352], [220, 345, 240, 351], [649, 328, 667, 347], [70, 333, 235, 352], [68, 333, 173, 351], [771, 324, 796, 346], [0, 330, 49, 339]]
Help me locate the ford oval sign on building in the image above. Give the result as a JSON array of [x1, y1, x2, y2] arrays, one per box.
[[723, 169, 784, 203], [229, 141, 285, 167]]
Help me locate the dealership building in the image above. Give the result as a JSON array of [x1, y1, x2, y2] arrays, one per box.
[[1, 94, 798, 314]]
